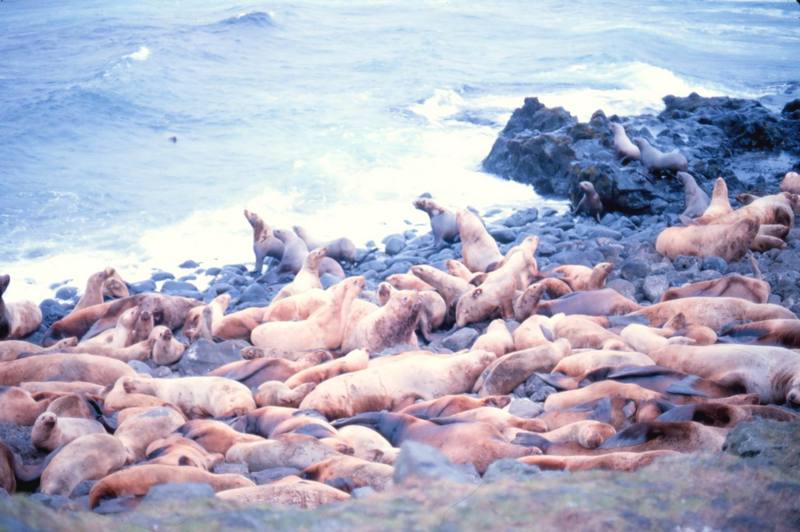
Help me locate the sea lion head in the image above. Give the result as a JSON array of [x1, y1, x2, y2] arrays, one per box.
[[455, 286, 496, 328], [609, 122, 622, 134], [787, 381, 800, 409], [104, 277, 130, 299], [631, 137, 649, 151], [578, 181, 597, 195], [31, 411, 58, 444], [305, 248, 327, 270], [782, 192, 800, 214], [273, 228, 294, 244], [150, 326, 185, 365]]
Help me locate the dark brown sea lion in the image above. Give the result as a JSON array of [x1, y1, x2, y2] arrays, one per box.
[[724, 319, 800, 347], [572, 181, 603, 221]]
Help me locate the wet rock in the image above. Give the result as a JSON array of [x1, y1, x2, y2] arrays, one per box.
[[723, 419, 800, 470], [507, 397, 544, 418], [351, 486, 377, 499], [175, 339, 249, 376], [488, 227, 516, 244], [642, 275, 669, 302], [54, 286, 77, 300], [28, 493, 70, 511], [701, 256, 728, 273], [179, 260, 200, 269], [620, 260, 649, 281], [502, 208, 538, 227], [205, 267, 222, 277], [384, 235, 406, 256], [70, 480, 95, 498], [393, 441, 479, 486], [161, 280, 199, 294], [127, 360, 152, 375], [516, 374, 557, 402], [320, 273, 340, 289], [129, 280, 157, 294], [441, 328, 478, 351], [483, 459, 541, 483], [39, 299, 70, 326], [151, 271, 174, 282], [213, 463, 250, 476], [672, 255, 700, 272], [239, 283, 270, 305], [607, 279, 636, 301]]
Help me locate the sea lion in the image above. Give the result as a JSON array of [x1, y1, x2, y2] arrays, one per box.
[[0, 386, 53, 425], [292, 225, 357, 262], [698, 192, 798, 228], [31, 412, 105, 452], [342, 284, 420, 353], [81, 306, 143, 348], [208, 355, 322, 390], [598, 420, 726, 453], [21, 381, 105, 397], [572, 181, 603, 221], [551, 262, 613, 292], [226, 433, 343, 471], [631, 296, 795, 332], [240, 405, 298, 438], [410, 265, 470, 312], [216, 475, 350, 508], [40, 433, 128, 496], [655, 220, 758, 262], [512, 314, 552, 350], [377, 281, 446, 341], [58, 335, 154, 362], [552, 350, 654, 377], [676, 171, 710, 221], [0, 442, 16, 493], [631, 138, 688, 173], [74, 267, 129, 311], [331, 411, 539, 474], [780, 171, 800, 194], [473, 340, 571, 396], [120, 376, 256, 418], [88, 464, 254, 509], [0, 353, 134, 386], [150, 325, 185, 365], [114, 406, 187, 461], [183, 294, 230, 342], [273, 228, 310, 275], [609, 122, 641, 161], [333, 425, 399, 465], [691, 177, 733, 223], [144, 435, 224, 470], [299, 349, 497, 419], [550, 314, 628, 351], [273, 248, 327, 301], [472, 319, 514, 357], [456, 208, 502, 273], [446, 259, 477, 282], [178, 419, 263, 454], [284, 348, 369, 389], [244, 209, 285, 274], [544, 380, 663, 412], [397, 394, 510, 418], [251, 276, 364, 352], [263, 289, 331, 323], [751, 223, 790, 252], [304, 455, 394, 493], [0, 336, 78, 362], [385, 273, 434, 292], [724, 319, 800, 347], [413, 197, 459, 246], [526, 288, 641, 318], [655, 401, 797, 428], [254, 381, 317, 408], [44, 393, 98, 419], [659, 274, 770, 304], [432, 407, 547, 435], [649, 343, 800, 405], [0, 274, 42, 340], [520, 450, 676, 472]]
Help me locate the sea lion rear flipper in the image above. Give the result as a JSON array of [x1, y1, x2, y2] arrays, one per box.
[[82, 318, 118, 341], [655, 404, 697, 423], [510, 431, 551, 450], [598, 422, 652, 449], [534, 372, 577, 391], [330, 411, 386, 429]]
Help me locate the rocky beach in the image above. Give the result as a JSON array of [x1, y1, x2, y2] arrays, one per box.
[[1, 92, 800, 530]]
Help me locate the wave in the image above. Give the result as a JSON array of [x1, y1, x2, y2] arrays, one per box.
[[212, 11, 276, 30], [124, 46, 151, 62]]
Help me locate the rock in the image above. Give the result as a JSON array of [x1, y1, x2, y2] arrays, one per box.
[[213, 463, 250, 476], [239, 283, 270, 305], [507, 398, 544, 418], [152, 366, 173, 378], [384, 235, 406, 256], [642, 275, 669, 302], [607, 279, 636, 301], [673, 255, 700, 272], [175, 339, 249, 375], [320, 273, 340, 289], [39, 299, 70, 327], [151, 271, 175, 282], [488, 227, 516, 244], [28, 493, 70, 511], [351, 486, 377, 499], [516, 374, 557, 402], [701, 256, 728, 273], [723, 419, 800, 470], [502, 208, 538, 227], [393, 441, 479, 486], [179, 260, 200, 269], [251, 467, 302, 485], [54, 286, 77, 300], [161, 280, 199, 294], [70, 480, 95, 498], [620, 260, 649, 281], [483, 459, 541, 483], [127, 360, 152, 375], [142, 482, 215, 503], [129, 280, 157, 294], [441, 328, 479, 351], [205, 267, 222, 277]]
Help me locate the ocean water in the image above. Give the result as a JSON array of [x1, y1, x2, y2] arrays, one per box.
[[1, 0, 799, 301]]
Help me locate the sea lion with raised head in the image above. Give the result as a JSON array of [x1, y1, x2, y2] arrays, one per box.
[[342, 283, 421, 353], [699, 192, 798, 229], [456, 208, 502, 273], [413, 196, 459, 246], [74, 267, 129, 311], [273, 228, 309, 275], [0, 274, 42, 340], [631, 138, 688, 173], [572, 181, 603, 221], [609, 122, 640, 162], [550, 262, 613, 292], [293, 225, 357, 263], [304, 455, 394, 493], [244, 209, 285, 274], [410, 265, 470, 312], [473, 340, 571, 396], [31, 412, 105, 452], [780, 171, 800, 194], [676, 171, 710, 221], [273, 248, 327, 301]]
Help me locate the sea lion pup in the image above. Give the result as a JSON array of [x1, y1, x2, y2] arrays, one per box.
[[178, 419, 263, 455], [609, 122, 641, 162], [520, 450, 676, 472], [292, 225, 357, 263], [251, 276, 364, 352], [244, 209, 284, 274], [656, 219, 758, 262], [456, 208, 503, 273], [40, 433, 128, 496], [332, 411, 539, 474], [386, 273, 434, 292], [550, 262, 613, 292], [472, 319, 514, 357], [114, 406, 187, 461], [413, 196, 459, 246], [0, 336, 77, 362], [572, 181, 603, 221], [284, 349, 369, 389], [74, 267, 129, 311], [780, 171, 800, 194], [273, 248, 327, 302], [0, 353, 134, 386], [226, 433, 344, 471], [410, 265, 470, 312], [88, 464, 254, 509], [550, 314, 628, 351], [455, 236, 539, 327], [0, 274, 42, 340], [724, 319, 800, 348], [660, 273, 770, 305], [342, 284, 421, 353], [398, 394, 510, 418], [273, 227, 310, 275], [216, 475, 350, 508], [145, 435, 224, 470], [676, 171, 710, 221], [631, 296, 795, 332], [649, 343, 800, 405], [512, 314, 552, 351], [553, 350, 655, 377], [304, 455, 394, 492], [599, 420, 726, 453], [299, 349, 497, 419], [121, 376, 256, 418], [631, 137, 688, 173], [524, 288, 641, 318], [544, 380, 664, 412], [31, 412, 105, 452], [446, 259, 477, 282], [473, 340, 571, 396], [254, 381, 316, 407], [0, 386, 53, 425]]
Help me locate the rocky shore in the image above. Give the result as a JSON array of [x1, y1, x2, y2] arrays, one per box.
[[2, 92, 799, 528]]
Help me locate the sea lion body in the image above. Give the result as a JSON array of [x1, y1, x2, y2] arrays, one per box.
[[216, 475, 350, 508], [304, 455, 394, 493], [121, 376, 255, 418], [114, 406, 187, 461], [472, 319, 514, 357], [273, 248, 327, 301], [572, 181, 603, 221], [551, 262, 612, 292], [284, 348, 369, 389], [0, 353, 134, 386], [660, 274, 770, 304], [553, 350, 654, 377], [293, 226, 357, 262], [410, 265, 470, 311], [274, 228, 309, 275], [413, 197, 458, 245], [537, 289, 641, 317], [725, 319, 800, 347], [0, 386, 52, 425], [244, 209, 284, 274], [609, 122, 640, 161], [0, 275, 42, 340], [473, 340, 571, 396], [74, 267, 129, 311], [780, 171, 800, 194], [40, 433, 128, 496], [397, 394, 510, 418], [31, 412, 105, 451], [343, 284, 420, 353], [520, 450, 676, 472], [456, 209, 502, 273], [676, 171, 710, 220], [655, 220, 758, 262], [632, 138, 688, 172]]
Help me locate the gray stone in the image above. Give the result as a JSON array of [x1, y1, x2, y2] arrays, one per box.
[[151, 271, 175, 282], [55, 286, 77, 300], [251, 467, 302, 485], [384, 235, 406, 256], [502, 208, 538, 227], [205, 267, 222, 276], [213, 463, 250, 476], [620, 260, 649, 281], [483, 458, 541, 482], [352, 486, 377, 499], [161, 280, 199, 294], [701, 256, 728, 273], [672, 255, 700, 272], [127, 360, 152, 375], [320, 273, 340, 289], [239, 283, 270, 304], [607, 278, 636, 301], [441, 328, 479, 351], [129, 280, 157, 294], [488, 226, 516, 244], [175, 338, 250, 375], [393, 441, 479, 486], [179, 260, 200, 269], [507, 398, 544, 418], [142, 482, 215, 503], [642, 275, 669, 302]]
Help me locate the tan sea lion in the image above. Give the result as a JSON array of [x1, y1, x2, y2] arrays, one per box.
[[216, 475, 350, 508], [273, 248, 327, 301], [413, 197, 458, 245], [698, 192, 798, 228], [544, 381, 663, 412], [333, 425, 399, 465], [40, 433, 128, 496], [263, 289, 331, 323], [21, 381, 105, 397], [226, 433, 343, 471], [304, 455, 394, 493], [553, 350, 654, 377], [397, 394, 510, 418], [385, 273, 434, 292], [254, 381, 317, 408], [183, 294, 230, 342], [251, 276, 364, 352], [31, 412, 105, 452], [0, 442, 16, 493], [292, 225, 357, 262], [284, 349, 369, 389], [527, 288, 641, 317], [676, 171, 710, 221], [44, 393, 98, 419], [0, 274, 42, 340], [410, 265, 470, 311], [377, 281, 445, 341], [144, 435, 224, 470], [456, 208, 502, 273], [609, 122, 641, 161], [512, 314, 552, 350], [299, 349, 497, 419], [780, 171, 800, 194], [573, 181, 603, 221], [120, 376, 256, 418], [0, 336, 78, 362], [273, 228, 309, 275], [660, 274, 770, 304], [150, 325, 185, 365], [551, 262, 613, 292], [114, 406, 187, 461], [433, 407, 547, 435], [598, 420, 726, 453], [656, 219, 759, 262], [89, 464, 254, 509], [208, 354, 322, 390], [59, 336, 154, 362], [473, 340, 571, 396], [0, 353, 134, 386], [520, 450, 676, 472], [74, 267, 129, 311], [342, 284, 420, 353], [472, 319, 515, 357], [0, 386, 53, 425], [240, 405, 298, 438], [692, 176, 733, 223], [81, 307, 141, 348], [446, 259, 477, 282], [178, 419, 263, 455], [724, 319, 800, 347], [550, 314, 628, 351], [631, 138, 688, 172], [244, 209, 284, 274]]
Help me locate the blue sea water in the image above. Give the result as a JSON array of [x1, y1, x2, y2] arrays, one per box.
[[1, 0, 799, 299]]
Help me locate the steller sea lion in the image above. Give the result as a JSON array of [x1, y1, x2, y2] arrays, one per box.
[[698, 191, 798, 228], [114, 406, 187, 461], [331, 425, 399, 465], [544, 380, 663, 412], [598, 420, 725, 453], [226, 433, 344, 471], [526, 288, 641, 318], [573, 181, 603, 221], [273, 228, 309, 275], [74, 267, 129, 311], [284, 349, 369, 389], [410, 265, 470, 312], [413, 197, 459, 246], [145, 434, 224, 470], [216, 475, 350, 508], [446, 259, 477, 283], [432, 406, 547, 435], [377, 282, 446, 342], [0, 336, 78, 362], [397, 394, 510, 418], [304, 455, 394, 493], [609, 122, 640, 162], [676, 171, 710, 221], [178, 419, 263, 455], [273, 248, 327, 301], [520, 450, 676, 472], [120, 376, 255, 418], [385, 273, 434, 292], [292, 225, 357, 263], [150, 325, 185, 365], [254, 381, 317, 408], [692, 177, 732, 223], [659, 273, 770, 304], [656, 219, 758, 262], [472, 319, 515, 357], [31, 412, 105, 452], [780, 171, 800, 194], [0, 386, 53, 425], [724, 319, 800, 348], [342, 284, 420, 353], [551, 262, 613, 292], [263, 289, 331, 323], [208, 354, 324, 390], [550, 314, 628, 351], [631, 138, 688, 173], [244, 209, 285, 274], [512, 314, 552, 350], [553, 350, 654, 377], [456, 208, 502, 273], [40, 433, 128, 496], [88, 464, 254, 509], [0, 353, 134, 387], [0, 274, 42, 340], [473, 340, 571, 396]]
